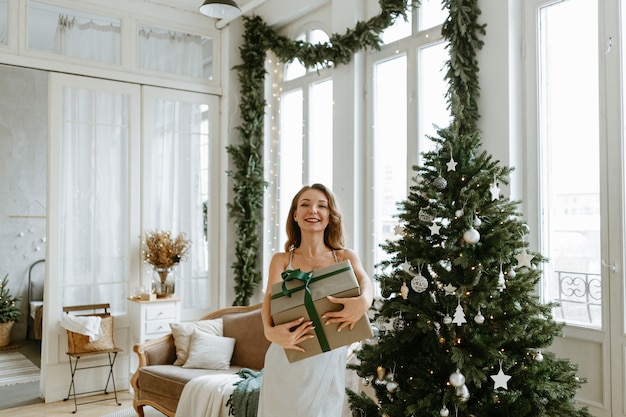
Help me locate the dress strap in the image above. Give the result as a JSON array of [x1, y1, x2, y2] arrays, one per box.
[[332, 249, 338, 263], [287, 248, 295, 271]]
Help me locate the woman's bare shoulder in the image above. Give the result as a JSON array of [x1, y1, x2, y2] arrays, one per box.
[[335, 248, 359, 262], [270, 251, 291, 267]]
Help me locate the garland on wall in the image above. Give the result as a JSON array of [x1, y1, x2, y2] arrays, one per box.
[[227, 0, 479, 305], [227, 0, 416, 306]]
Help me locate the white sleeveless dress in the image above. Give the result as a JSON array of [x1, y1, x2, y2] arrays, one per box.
[[256, 251, 347, 417]]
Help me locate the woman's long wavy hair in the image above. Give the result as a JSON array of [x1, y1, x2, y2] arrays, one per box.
[[284, 183, 345, 252]]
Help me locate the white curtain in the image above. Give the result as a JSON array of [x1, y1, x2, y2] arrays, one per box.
[[54, 15, 120, 64], [138, 28, 204, 78], [145, 98, 209, 309], [60, 88, 130, 313]]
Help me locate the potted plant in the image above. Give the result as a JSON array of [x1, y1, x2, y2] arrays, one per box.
[[0, 274, 21, 347], [142, 230, 190, 298]]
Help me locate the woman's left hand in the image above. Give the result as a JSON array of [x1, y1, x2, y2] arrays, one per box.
[[322, 295, 369, 332]]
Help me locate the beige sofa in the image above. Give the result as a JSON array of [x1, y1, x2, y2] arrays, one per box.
[[130, 303, 270, 417]]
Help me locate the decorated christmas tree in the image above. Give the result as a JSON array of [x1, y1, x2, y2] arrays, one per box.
[[348, 1, 591, 417]]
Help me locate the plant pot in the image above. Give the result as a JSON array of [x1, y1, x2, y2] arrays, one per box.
[[0, 320, 15, 348]]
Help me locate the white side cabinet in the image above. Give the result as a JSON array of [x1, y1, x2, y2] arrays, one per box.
[[128, 297, 181, 377]]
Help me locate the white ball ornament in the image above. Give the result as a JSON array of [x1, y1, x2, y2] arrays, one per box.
[[455, 209, 464, 218], [440, 406, 450, 417], [463, 227, 481, 244], [456, 384, 470, 402], [473, 216, 482, 227], [535, 351, 544, 362], [449, 369, 465, 387], [474, 311, 485, 324], [386, 380, 399, 393], [443, 314, 452, 325], [411, 274, 429, 293]]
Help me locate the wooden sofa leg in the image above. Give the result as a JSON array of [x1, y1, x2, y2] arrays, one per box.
[[133, 402, 145, 417]]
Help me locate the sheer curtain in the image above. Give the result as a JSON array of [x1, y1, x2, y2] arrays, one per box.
[[60, 88, 130, 314], [54, 15, 120, 64], [138, 28, 204, 77], [143, 95, 210, 312]]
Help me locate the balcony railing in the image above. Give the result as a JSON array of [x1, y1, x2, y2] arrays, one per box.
[[552, 270, 602, 327]]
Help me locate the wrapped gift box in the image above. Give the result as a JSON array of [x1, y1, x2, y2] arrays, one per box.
[[271, 259, 373, 363]]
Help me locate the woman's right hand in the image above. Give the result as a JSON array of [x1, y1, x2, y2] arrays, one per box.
[[265, 317, 315, 352]]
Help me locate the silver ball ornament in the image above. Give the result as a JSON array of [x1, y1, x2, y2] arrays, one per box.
[[449, 369, 465, 387], [386, 380, 399, 393], [463, 227, 481, 244], [419, 209, 434, 222], [456, 384, 470, 402], [393, 317, 406, 332], [432, 176, 448, 190]]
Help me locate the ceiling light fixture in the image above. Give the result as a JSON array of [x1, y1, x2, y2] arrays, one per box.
[[199, 0, 242, 20]]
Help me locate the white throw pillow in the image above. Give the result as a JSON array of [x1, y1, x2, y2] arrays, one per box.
[[182, 329, 236, 370], [170, 319, 223, 366]]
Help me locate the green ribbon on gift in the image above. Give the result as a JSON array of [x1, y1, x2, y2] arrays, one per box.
[[278, 269, 331, 353], [272, 266, 352, 299]]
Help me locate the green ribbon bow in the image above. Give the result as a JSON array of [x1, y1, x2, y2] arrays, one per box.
[[279, 269, 331, 353]]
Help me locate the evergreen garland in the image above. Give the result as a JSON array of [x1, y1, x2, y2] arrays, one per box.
[[228, 0, 418, 305]]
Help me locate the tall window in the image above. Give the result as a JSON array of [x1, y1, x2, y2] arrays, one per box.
[[265, 28, 334, 256], [369, 1, 448, 271], [537, 0, 601, 327]]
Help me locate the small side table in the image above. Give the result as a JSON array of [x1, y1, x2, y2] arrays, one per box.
[[128, 297, 181, 377]]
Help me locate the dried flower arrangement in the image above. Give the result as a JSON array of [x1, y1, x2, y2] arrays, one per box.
[[142, 230, 191, 270]]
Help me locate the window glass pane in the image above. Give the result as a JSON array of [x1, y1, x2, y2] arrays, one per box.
[[278, 89, 304, 246], [0, 0, 7, 45], [28, 1, 121, 64], [373, 55, 407, 269], [60, 87, 130, 314], [539, 0, 600, 328], [419, 0, 447, 31], [309, 29, 329, 44], [138, 24, 214, 80], [308, 79, 333, 188], [382, 13, 412, 44], [418, 41, 450, 161]]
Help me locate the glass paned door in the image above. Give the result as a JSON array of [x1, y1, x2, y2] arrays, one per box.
[[142, 87, 219, 319]]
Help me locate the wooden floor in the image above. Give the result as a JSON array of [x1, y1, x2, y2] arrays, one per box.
[[0, 391, 139, 417]]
